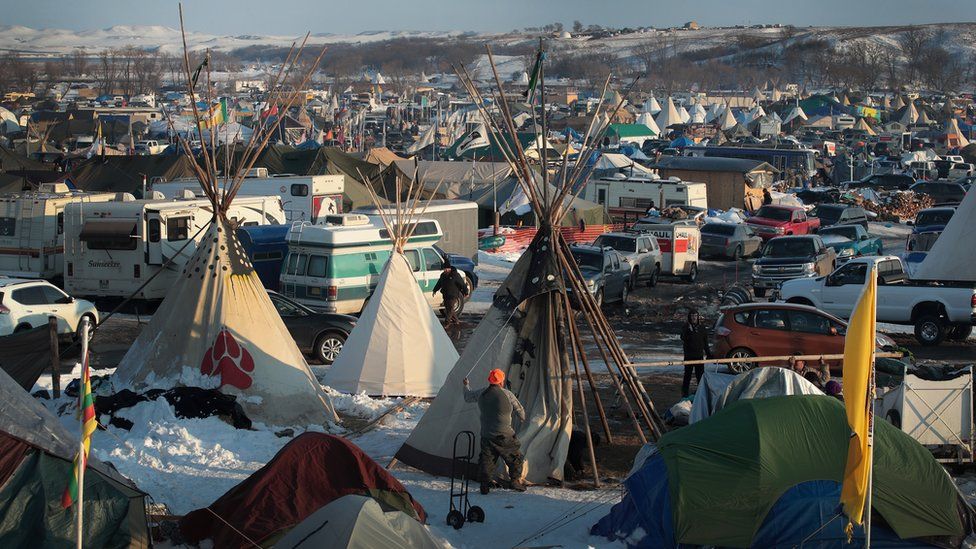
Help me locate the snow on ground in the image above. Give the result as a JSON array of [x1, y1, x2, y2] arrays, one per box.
[[467, 251, 518, 314]]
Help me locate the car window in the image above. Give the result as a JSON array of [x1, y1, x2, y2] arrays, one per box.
[[271, 295, 304, 316], [753, 309, 789, 331], [611, 254, 620, 270], [40, 285, 69, 304], [878, 259, 904, 276], [306, 255, 327, 278], [404, 249, 421, 272], [10, 286, 47, 306], [148, 219, 161, 243], [832, 262, 867, 285], [733, 311, 752, 325], [167, 216, 190, 242], [787, 310, 831, 335], [423, 248, 444, 271]]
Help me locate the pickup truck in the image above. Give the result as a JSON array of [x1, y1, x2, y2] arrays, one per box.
[[817, 224, 883, 263], [906, 206, 956, 253], [746, 205, 820, 240], [777, 255, 976, 345], [751, 235, 837, 297]]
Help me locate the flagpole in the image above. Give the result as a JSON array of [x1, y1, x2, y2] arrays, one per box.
[[75, 317, 90, 549], [865, 266, 878, 549]]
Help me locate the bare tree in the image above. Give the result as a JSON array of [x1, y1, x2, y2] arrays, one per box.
[[70, 48, 88, 77], [898, 28, 929, 85]]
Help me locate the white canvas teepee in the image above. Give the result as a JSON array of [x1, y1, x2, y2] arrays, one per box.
[[655, 97, 682, 130], [913, 186, 976, 283], [113, 17, 337, 427], [324, 253, 458, 396]]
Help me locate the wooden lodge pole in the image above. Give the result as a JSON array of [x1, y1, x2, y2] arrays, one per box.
[[48, 316, 60, 398]]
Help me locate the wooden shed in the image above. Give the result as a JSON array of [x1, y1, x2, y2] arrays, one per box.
[[653, 156, 777, 211]]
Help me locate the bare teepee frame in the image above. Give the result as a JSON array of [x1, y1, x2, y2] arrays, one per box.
[[452, 44, 666, 486]]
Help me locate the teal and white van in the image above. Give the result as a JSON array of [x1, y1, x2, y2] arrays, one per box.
[[279, 214, 449, 314]]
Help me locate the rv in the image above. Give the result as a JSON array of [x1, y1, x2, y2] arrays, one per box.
[[0, 183, 116, 280], [154, 174, 344, 225], [353, 199, 479, 262], [64, 193, 284, 300], [280, 214, 449, 315], [584, 175, 708, 213]]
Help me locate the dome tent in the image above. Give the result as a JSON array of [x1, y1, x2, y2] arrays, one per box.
[[593, 396, 974, 547]]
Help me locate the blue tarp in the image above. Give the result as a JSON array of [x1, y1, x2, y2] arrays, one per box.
[[669, 136, 694, 148]]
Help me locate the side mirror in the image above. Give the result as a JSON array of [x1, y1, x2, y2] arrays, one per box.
[[639, 248, 649, 253], [907, 220, 914, 226], [860, 234, 868, 241]]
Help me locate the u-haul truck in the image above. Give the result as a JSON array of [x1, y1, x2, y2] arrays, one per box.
[[630, 221, 700, 283]]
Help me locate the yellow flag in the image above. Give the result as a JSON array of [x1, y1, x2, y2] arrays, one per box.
[[840, 265, 878, 533]]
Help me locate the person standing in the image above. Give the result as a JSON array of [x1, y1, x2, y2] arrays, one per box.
[[464, 369, 526, 494], [762, 187, 773, 205], [432, 261, 467, 326], [680, 309, 711, 397]]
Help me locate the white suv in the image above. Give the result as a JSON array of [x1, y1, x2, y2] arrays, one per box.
[[0, 279, 99, 338]]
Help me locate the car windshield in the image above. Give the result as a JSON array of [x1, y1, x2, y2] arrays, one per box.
[[916, 210, 953, 226], [701, 224, 735, 236], [764, 239, 814, 257], [754, 206, 793, 222], [572, 251, 603, 270], [593, 236, 636, 252], [820, 226, 857, 240], [813, 206, 842, 223]]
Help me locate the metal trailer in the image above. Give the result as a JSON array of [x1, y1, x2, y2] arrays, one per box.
[[875, 366, 973, 464], [355, 199, 479, 263]]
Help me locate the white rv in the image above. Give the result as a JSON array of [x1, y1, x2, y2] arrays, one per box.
[[584, 175, 708, 211], [153, 175, 344, 226], [64, 193, 284, 300], [0, 183, 116, 280]]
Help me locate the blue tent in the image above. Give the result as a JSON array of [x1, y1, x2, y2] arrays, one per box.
[[669, 136, 694, 148], [563, 127, 582, 141]]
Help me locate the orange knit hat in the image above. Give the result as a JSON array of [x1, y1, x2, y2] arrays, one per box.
[[488, 369, 505, 385]]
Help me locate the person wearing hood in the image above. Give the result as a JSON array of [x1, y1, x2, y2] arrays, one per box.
[[680, 309, 711, 397], [433, 260, 468, 326], [464, 369, 527, 494]]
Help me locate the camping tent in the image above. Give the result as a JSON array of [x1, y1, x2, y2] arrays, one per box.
[[913, 185, 976, 283], [654, 97, 682, 132], [70, 155, 199, 196], [688, 367, 822, 423], [0, 367, 150, 547], [181, 433, 426, 547], [275, 495, 440, 549], [0, 327, 54, 391], [592, 395, 974, 548]]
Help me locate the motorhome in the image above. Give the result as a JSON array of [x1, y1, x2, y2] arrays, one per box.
[[64, 193, 284, 300], [583, 175, 708, 214], [353, 200, 479, 261], [154, 174, 344, 225], [0, 183, 116, 280], [280, 214, 448, 314]]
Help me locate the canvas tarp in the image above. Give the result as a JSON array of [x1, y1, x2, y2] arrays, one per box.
[[324, 253, 458, 397], [395, 225, 574, 483], [689, 367, 822, 424], [275, 495, 440, 549], [913, 182, 976, 282], [180, 433, 426, 548], [112, 217, 338, 427], [69, 155, 199, 196], [0, 367, 149, 548], [0, 145, 51, 173], [0, 326, 54, 391]]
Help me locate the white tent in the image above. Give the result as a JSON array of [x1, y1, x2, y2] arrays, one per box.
[[677, 105, 691, 124], [324, 253, 458, 396], [275, 495, 440, 549], [643, 96, 662, 114], [944, 118, 970, 148], [913, 186, 976, 282], [689, 367, 822, 424], [900, 101, 919, 125], [655, 97, 682, 131], [705, 102, 724, 123], [635, 112, 661, 135], [752, 87, 765, 104], [594, 152, 657, 176], [717, 107, 738, 130], [782, 105, 808, 125], [689, 103, 707, 124]]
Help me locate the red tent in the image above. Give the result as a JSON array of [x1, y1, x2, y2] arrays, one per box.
[[180, 433, 426, 547]]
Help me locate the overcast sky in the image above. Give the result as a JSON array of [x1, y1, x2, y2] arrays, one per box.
[[6, 0, 976, 34]]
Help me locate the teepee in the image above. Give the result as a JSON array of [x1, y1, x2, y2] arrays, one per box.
[[323, 169, 458, 397], [655, 97, 682, 132], [396, 46, 664, 487], [113, 11, 337, 426], [914, 185, 976, 283]]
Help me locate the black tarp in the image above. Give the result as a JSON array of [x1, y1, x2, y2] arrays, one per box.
[[0, 327, 53, 391]]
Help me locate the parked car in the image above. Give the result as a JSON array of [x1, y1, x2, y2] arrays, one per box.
[[569, 245, 631, 307], [795, 187, 841, 205], [592, 232, 662, 287], [808, 204, 869, 228], [0, 279, 98, 338], [842, 173, 915, 191], [909, 181, 968, 205], [778, 255, 976, 345], [712, 302, 895, 371], [751, 235, 837, 297], [699, 222, 762, 260], [906, 206, 956, 252], [817, 224, 883, 262], [746, 205, 821, 240], [267, 291, 357, 364]]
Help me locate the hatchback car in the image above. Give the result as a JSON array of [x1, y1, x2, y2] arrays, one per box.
[[267, 291, 357, 364], [712, 302, 894, 372], [0, 279, 98, 338]]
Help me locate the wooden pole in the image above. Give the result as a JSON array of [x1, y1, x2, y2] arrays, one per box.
[[564, 292, 600, 487], [566, 306, 613, 445], [48, 316, 60, 399], [75, 317, 90, 549], [628, 351, 904, 369]]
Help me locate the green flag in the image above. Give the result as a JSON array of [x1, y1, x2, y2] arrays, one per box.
[[523, 50, 546, 102]]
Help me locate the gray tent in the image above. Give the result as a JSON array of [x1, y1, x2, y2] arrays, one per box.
[[689, 367, 823, 424], [0, 326, 54, 391], [275, 495, 440, 549]]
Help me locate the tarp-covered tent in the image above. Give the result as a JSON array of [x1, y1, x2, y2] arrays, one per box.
[[593, 395, 974, 548], [275, 495, 440, 549], [914, 184, 976, 282], [316, 146, 390, 210], [181, 433, 426, 547], [688, 367, 822, 424], [364, 147, 407, 167], [0, 327, 54, 391], [0, 367, 150, 548], [70, 155, 199, 196], [0, 145, 52, 173]]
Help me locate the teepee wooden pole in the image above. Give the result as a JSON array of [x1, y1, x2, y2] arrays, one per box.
[[564, 290, 614, 445], [562, 291, 601, 487]]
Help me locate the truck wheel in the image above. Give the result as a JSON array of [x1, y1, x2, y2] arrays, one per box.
[[732, 245, 742, 261], [914, 315, 947, 346], [647, 265, 660, 287], [594, 289, 604, 308], [630, 268, 639, 290], [754, 287, 767, 298], [683, 263, 698, 283], [947, 325, 973, 341]]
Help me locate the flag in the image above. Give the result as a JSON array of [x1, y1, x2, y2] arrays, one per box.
[[839, 264, 878, 536], [405, 123, 436, 154], [191, 55, 209, 88], [455, 124, 490, 157], [61, 350, 96, 508], [523, 50, 546, 102], [500, 183, 532, 216]]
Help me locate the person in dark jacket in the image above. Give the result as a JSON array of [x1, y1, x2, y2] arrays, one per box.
[[432, 262, 467, 326], [762, 187, 773, 205], [680, 309, 711, 397], [463, 369, 526, 494]]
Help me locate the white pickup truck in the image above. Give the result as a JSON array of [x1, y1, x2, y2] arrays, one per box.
[[777, 255, 976, 346]]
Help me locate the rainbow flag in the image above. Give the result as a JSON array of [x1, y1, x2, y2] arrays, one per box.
[[61, 352, 96, 508]]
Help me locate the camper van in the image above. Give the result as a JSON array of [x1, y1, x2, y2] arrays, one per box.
[[64, 194, 285, 300], [154, 174, 344, 226], [353, 200, 479, 262], [0, 183, 116, 280], [280, 214, 450, 315], [584, 175, 708, 213]]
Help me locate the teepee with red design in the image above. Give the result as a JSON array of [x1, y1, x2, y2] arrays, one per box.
[[112, 7, 337, 426]]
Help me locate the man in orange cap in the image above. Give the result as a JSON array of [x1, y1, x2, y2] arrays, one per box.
[[464, 369, 527, 494]]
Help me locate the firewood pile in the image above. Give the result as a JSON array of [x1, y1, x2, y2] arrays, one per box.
[[848, 191, 934, 222]]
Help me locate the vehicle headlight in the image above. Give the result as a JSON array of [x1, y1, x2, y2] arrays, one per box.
[[752, 263, 762, 274], [802, 263, 816, 273], [587, 279, 596, 289], [773, 227, 785, 234], [838, 248, 854, 257]]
